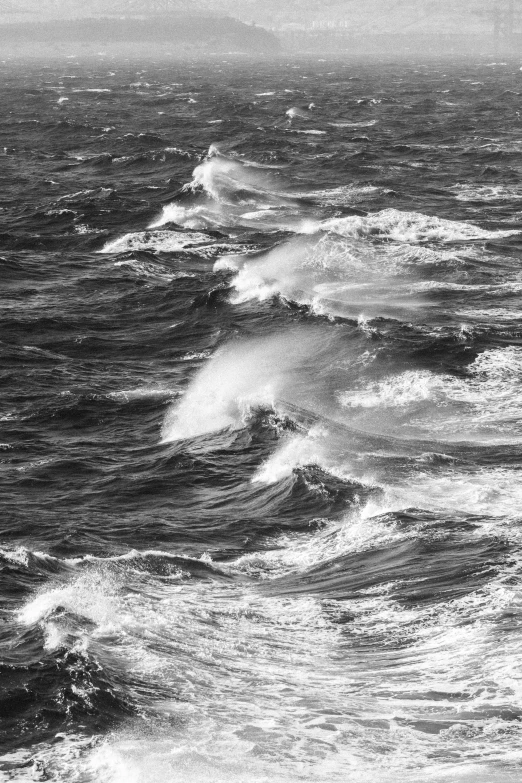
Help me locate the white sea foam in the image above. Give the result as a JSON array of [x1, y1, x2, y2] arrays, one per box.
[[252, 425, 329, 484], [339, 346, 522, 443], [151, 201, 307, 234], [16, 551, 369, 781], [456, 306, 522, 323], [184, 154, 280, 204], [149, 203, 206, 229], [112, 258, 193, 282], [392, 466, 522, 520], [452, 184, 522, 202], [0, 545, 53, 567], [43, 734, 522, 783], [286, 106, 311, 119], [100, 230, 214, 254], [297, 184, 391, 206], [322, 208, 519, 243], [86, 739, 278, 783], [161, 330, 325, 443], [215, 232, 468, 320], [18, 572, 118, 628], [13, 505, 522, 783], [149, 150, 317, 234], [3, 544, 212, 571], [106, 386, 178, 402], [329, 120, 378, 128], [291, 129, 327, 135], [230, 507, 404, 581], [340, 369, 446, 409], [18, 570, 121, 650], [75, 223, 104, 235]]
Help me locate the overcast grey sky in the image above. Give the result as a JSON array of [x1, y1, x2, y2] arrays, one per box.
[[0, 0, 506, 36]]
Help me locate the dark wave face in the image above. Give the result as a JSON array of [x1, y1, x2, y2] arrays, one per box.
[[1, 55, 522, 782]]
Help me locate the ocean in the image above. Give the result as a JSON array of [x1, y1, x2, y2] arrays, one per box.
[[1, 54, 522, 782]]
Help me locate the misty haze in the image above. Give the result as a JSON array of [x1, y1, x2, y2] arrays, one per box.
[[0, 0, 521, 56]]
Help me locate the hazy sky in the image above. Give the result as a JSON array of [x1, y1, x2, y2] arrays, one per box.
[[2, 0, 504, 35]]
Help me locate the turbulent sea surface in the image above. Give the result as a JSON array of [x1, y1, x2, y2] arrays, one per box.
[[1, 55, 522, 782]]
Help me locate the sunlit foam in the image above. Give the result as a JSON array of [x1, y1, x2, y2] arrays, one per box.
[[184, 153, 283, 205], [291, 129, 327, 135], [296, 184, 391, 206], [18, 570, 121, 651], [149, 202, 223, 230], [452, 183, 522, 202], [100, 230, 212, 254], [322, 208, 519, 242], [160, 330, 328, 444], [285, 106, 312, 119], [252, 425, 329, 485], [215, 232, 471, 320], [338, 346, 522, 443], [149, 150, 318, 234], [13, 511, 522, 783], [112, 259, 193, 283], [86, 738, 279, 783]]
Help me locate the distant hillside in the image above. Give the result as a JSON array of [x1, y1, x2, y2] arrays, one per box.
[[0, 15, 281, 56]]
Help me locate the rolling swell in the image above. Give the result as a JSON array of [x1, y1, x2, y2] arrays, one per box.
[[1, 56, 522, 782]]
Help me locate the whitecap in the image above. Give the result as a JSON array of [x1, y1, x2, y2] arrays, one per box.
[[322, 208, 519, 243], [452, 184, 522, 202], [161, 329, 327, 444], [285, 106, 311, 119], [338, 346, 522, 444], [291, 129, 327, 135], [112, 258, 194, 281], [184, 152, 284, 205], [329, 120, 378, 128], [214, 232, 471, 320], [252, 425, 329, 485], [296, 184, 391, 206], [100, 230, 215, 254]]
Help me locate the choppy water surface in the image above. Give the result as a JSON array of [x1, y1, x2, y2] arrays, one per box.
[[1, 56, 522, 782]]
